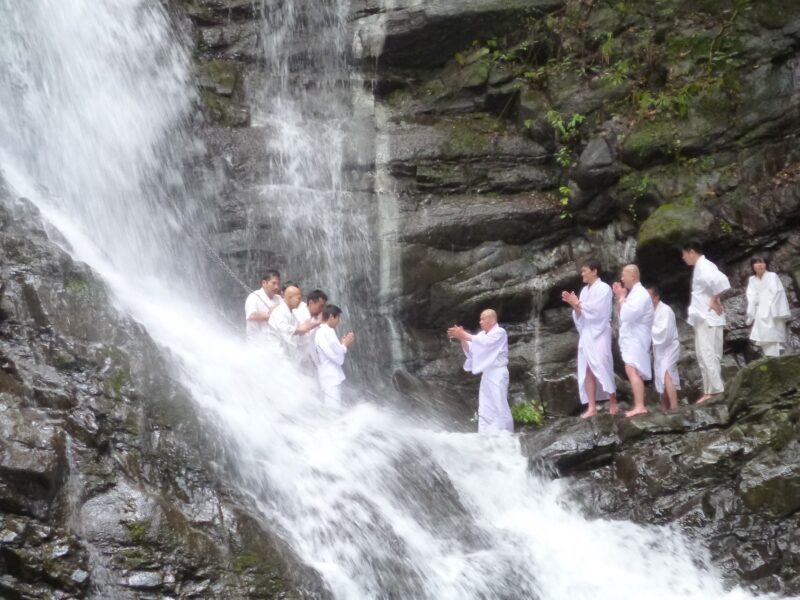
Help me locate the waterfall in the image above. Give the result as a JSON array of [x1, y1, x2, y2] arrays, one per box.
[[0, 1, 783, 599]]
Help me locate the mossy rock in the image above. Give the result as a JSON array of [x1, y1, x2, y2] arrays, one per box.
[[739, 446, 800, 517], [436, 115, 504, 158], [725, 355, 800, 422], [200, 90, 250, 127], [636, 197, 711, 249], [197, 59, 239, 96]]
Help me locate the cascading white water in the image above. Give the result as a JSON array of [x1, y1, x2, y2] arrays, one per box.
[[0, 1, 788, 599]]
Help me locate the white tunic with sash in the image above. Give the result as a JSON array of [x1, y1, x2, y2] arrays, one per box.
[[652, 301, 681, 393], [293, 301, 319, 368], [746, 272, 791, 356], [268, 301, 300, 357], [244, 289, 282, 347], [619, 282, 654, 380], [315, 323, 347, 408], [462, 324, 513, 433], [688, 255, 731, 328], [573, 280, 616, 405]]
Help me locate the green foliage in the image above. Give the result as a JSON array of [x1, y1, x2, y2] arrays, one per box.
[[126, 521, 149, 543], [558, 185, 573, 220], [511, 403, 545, 426], [555, 147, 573, 168], [599, 33, 615, 65], [546, 110, 585, 141], [599, 59, 634, 87]]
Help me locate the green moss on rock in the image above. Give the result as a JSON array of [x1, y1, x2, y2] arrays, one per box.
[[636, 196, 709, 248]]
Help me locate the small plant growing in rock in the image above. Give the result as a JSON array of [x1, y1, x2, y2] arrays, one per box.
[[558, 185, 573, 220], [511, 402, 545, 426]]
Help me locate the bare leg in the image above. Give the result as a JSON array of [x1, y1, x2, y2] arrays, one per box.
[[659, 391, 670, 411], [581, 367, 597, 418], [624, 364, 648, 417], [663, 371, 679, 410], [609, 392, 619, 415]]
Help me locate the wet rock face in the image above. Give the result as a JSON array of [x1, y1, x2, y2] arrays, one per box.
[[521, 356, 800, 596], [359, 0, 800, 416], [0, 195, 316, 598]]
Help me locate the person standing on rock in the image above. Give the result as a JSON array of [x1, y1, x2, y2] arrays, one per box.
[[293, 289, 328, 370], [681, 240, 731, 403], [746, 257, 791, 358], [561, 259, 617, 418], [647, 285, 681, 411], [245, 270, 283, 347], [315, 305, 354, 408], [612, 265, 654, 418], [447, 309, 514, 433], [267, 285, 320, 358]]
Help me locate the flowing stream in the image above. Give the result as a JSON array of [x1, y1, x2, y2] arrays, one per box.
[[0, 1, 786, 598]]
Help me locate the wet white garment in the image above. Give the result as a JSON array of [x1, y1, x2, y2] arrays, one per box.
[[315, 323, 347, 407], [462, 324, 513, 433], [619, 282, 654, 380], [268, 301, 300, 355], [695, 320, 724, 394], [244, 289, 282, 346], [688, 255, 730, 328], [572, 280, 616, 405], [746, 272, 790, 354], [293, 301, 319, 367], [652, 301, 681, 394]]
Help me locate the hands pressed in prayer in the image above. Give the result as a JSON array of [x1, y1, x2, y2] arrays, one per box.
[[341, 332, 355, 347], [447, 325, 470, 342], [612, 281, 627, 301], [561, 290, 580, 309]]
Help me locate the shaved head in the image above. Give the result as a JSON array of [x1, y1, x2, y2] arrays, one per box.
[[479, 309, 498, 332], [621, 264, 640, 289], [283, 285, 302, 309]]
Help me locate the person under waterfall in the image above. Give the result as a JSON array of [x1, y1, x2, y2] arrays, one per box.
[[314, 305, 355, 408], [612, 265, 654, 418], [447, 309, 514, 433], [245, 270, 283, 347], [561, 259, 618, 418], [268, 285, 320, 358], [293, 288, 328, 370], [746, 256, 791, 358], [648, 285, 681, 411], [681, 240, 731, 403]]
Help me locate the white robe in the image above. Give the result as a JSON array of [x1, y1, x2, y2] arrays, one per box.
[[746, 272, 791, 353], [688, 255, 730, 328], [315, 323, 347, 408], [244, 289, 282, 346], [293, 301, 319, 367], [573, 280, 616, 405], [268, 301, 300, 356], [619, 282, 654, 380], [652, 301, 681, 394], [462, 324, 513, 433]]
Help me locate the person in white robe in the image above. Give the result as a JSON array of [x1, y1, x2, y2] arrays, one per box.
[[293, 289, 328, 370], [612, 265, 654, 417], [561, 259, 617, 418], [647, 286, 681, 410], [447, 309, 513, 433], [245, 270, 282, 348], [746, 257, 791, 357], [682, 240, 731, 403], [314, 304, 354, 408], [268, 285, 320, 358]]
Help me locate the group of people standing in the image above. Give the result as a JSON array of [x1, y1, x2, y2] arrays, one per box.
[[447, 239, 793, 432], [245, 270, 355, 407]]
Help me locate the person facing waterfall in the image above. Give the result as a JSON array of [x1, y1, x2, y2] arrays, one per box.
[[561, 259, 617, 418], [681, 240, 731, 403], [447, 310, 513, 433], [245, 270, 282, 346], [315, 305, 354, 408], [612, 264, 654, 418], [648, 285, 681, 411], [268, 285, 321, 357]]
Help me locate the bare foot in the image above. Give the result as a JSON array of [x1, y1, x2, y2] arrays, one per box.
[[580, 409, 597, 419], [696, 394, 712, 404], [625, 407, 648, 418], [609, 395, 619, 415]]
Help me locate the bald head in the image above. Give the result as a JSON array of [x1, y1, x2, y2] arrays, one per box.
[[479, 309, 498, 332], [621, 264, 640, 289], [283, 285, 302, 309]]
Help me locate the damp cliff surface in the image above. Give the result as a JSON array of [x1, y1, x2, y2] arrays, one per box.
[[352, 0, 800, 416], [520, 355, 800, 597], [0, 194, 321, 598]]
